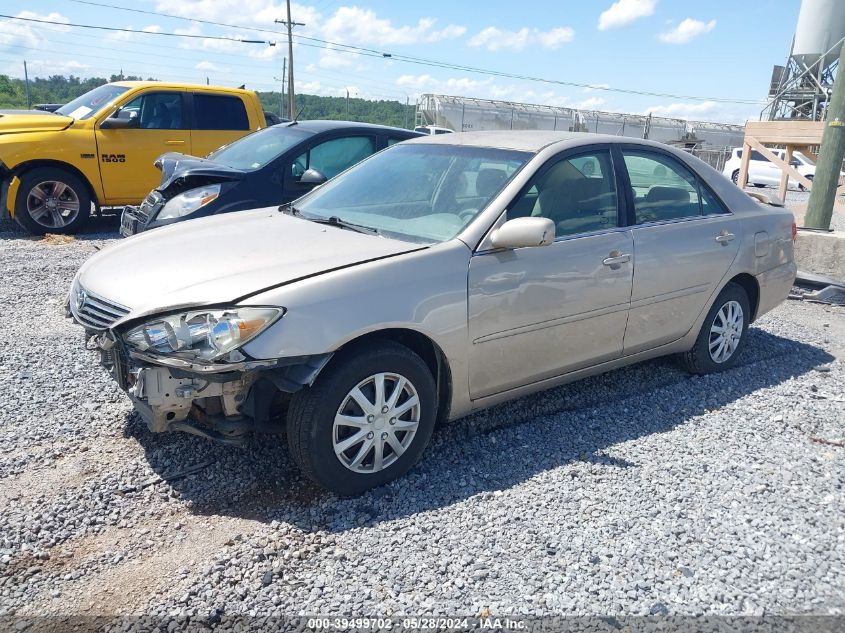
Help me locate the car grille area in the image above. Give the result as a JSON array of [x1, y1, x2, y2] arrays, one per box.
[[70, 285, 130, 330], [137, 190, 163, 224]]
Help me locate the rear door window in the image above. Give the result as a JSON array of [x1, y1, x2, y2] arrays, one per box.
[[622, 150, 702, 224], [193, 94, 249, 130]]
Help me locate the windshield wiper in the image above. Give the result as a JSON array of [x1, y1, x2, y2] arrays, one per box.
[[278, 204, 378, 235]]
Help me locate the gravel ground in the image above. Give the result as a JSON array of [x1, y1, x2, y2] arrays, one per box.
[[0, 217, 843, 631]]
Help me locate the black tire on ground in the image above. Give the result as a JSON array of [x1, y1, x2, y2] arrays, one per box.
[[681, 282, 751, 375], [14, 167, 91, 235], [731, 170, 739, 184], [287, 340, 437, 495], [799, 175, 814, 191], [753, 183, 766, 188]]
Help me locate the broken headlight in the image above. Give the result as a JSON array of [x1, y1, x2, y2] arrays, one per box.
[[157, 184, 221, 220], [124, 307, 282, 361]]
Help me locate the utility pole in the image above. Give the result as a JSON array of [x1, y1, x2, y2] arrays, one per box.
[[806, 43, 845, 230], [23, 60, 31, 109], [281, 57, 286, 117], [346, 88, 350, 119], [275, 0, 304, 119], [404, 96, 409, 129]]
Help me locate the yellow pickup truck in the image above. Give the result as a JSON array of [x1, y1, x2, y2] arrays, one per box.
[[0, 81, 268, 234]]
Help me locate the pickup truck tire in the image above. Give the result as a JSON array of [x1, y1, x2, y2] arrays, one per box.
[[286, 340, 437, 495], [14, 168, 91, 235]]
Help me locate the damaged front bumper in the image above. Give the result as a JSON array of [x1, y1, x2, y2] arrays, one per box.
[[91, 331, 330, 444]]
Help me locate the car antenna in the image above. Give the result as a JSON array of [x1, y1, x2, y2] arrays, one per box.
[[291, 106, 306, 125]]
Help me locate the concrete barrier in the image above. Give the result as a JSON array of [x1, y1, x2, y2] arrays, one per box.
[[793, 230, 845, 281]]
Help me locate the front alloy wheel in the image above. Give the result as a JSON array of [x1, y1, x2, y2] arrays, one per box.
[[14, 167, 91, 235], [287, 340, 437, 495], [27, 180, 80, 229], [333, 372, 421, 473]]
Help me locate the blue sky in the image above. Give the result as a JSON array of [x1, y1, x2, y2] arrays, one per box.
[[0, 0, 802, 123]]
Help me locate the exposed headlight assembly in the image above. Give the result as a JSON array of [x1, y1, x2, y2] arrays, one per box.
[[124, 307, 282, 362], [157, 184, 221, 220]]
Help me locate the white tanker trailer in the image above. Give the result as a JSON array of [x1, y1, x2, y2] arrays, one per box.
[[415, 94, 745, 151]]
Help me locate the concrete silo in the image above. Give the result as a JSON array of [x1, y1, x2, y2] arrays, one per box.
[[767, 0, 845, 120]]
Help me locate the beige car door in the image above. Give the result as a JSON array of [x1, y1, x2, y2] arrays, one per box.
[[467, 148, 634, 399], [619, 147, 741, 355]]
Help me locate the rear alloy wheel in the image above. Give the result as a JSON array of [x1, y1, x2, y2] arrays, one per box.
[[14, 167, 91, 235], [681, 282, 751, 374], [731, 170, 740, 185], [287, 340, 437, 495]]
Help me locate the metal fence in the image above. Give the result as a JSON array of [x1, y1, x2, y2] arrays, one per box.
[[686, 148, 731, 172]]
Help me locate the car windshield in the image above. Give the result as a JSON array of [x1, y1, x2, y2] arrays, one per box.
[[293, 143, 531, 244], [55, 84, 130, 120], [207, 125, 311, 170]]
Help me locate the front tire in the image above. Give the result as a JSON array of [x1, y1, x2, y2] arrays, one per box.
[[287, 340, 437, 495], [14, 167, 91, 235], [681, 282, 751, 374], [731, 170, 739, 185]]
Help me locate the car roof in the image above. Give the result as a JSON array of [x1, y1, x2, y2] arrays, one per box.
[[274, 120, 422, 136], [110, 81, 255, 96], [402, 130, 680, 153]]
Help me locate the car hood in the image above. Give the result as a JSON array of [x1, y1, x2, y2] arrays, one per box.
[[155, 152, 245, 193], [0, 112, 74, 134], [76, 208, 425, 321]]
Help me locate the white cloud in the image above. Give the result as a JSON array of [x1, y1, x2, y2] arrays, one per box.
[[598, 0, 657, 31], [317, 46, 357, 70], [321, 7, 465, 45], [396, 73, 494, 95], [0, 11, 70, 50], [195, 60, 228, 72], [105, 24, 162, 42], [468, 26, 574, 52], [155, 1, 321, 29], [644, 100, 755, 124], [657, 18, 716, 44], [15, 59, 89, 75]]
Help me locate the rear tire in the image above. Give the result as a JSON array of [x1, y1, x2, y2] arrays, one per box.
[[681, 282, 751, 375], [14, 167, 91, 235], [287, 340, 437, 495], [731, 170, 739, 185]]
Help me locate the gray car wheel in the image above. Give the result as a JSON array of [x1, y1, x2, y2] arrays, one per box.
[[14, 167, 91, 235], [681, 282, 751, 374], [286, 340, 437, 495]]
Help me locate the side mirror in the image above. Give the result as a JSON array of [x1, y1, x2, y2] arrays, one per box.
[[300, 168, 327, 186], [100, 113, 139, 130], [490, 217, 555, 249]]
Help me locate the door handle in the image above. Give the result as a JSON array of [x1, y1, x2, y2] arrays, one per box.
[[164, 140, 185, 145], [602, 251, 631, 268], [715, 230, 735, 245]]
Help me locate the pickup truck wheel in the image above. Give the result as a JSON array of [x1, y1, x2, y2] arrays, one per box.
[[287, 341, 437, 495], [14, 168, 91, 235], [681, 282, 750, 375]]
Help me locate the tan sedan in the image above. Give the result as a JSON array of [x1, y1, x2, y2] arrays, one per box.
[[69, 131, 797, 494]]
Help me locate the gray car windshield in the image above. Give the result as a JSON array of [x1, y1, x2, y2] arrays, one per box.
[[55, 84, 130, 120], [293, 144, 530, 243], [208, 126, 311, 170]]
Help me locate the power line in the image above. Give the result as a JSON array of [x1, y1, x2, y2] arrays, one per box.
[[0, 13, 276, 45], [0, 11, 761, 105]]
